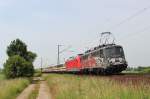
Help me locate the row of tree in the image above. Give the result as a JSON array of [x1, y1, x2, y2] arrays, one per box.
[[125, 66, 150, 73], [3, 39, 37, 78]]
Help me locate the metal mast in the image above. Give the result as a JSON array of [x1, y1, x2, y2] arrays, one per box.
[[57, 45, 62, 66]]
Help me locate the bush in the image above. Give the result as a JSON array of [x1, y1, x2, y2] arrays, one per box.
[[3, 39, 36, 78], [3, 55, 34, 78]]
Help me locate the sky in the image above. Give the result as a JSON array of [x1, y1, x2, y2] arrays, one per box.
[[0, 0, 150, 68]]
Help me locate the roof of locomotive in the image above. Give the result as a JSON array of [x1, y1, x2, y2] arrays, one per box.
[[66, 44, 122, 61], [83, 44, 122, 55]]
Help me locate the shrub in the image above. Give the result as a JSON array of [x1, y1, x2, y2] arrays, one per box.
[[3, 39, 37, 78], [3, 55, 34, 78]]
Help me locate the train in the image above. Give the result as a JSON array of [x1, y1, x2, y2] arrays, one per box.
[[65, 44, 127, 74], [44, 44, 128, 75], [43, 32, 127, 74]]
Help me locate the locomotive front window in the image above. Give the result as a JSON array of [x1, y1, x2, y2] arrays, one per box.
[[104, 47, 124, 58], [115, 47, 124, 57]]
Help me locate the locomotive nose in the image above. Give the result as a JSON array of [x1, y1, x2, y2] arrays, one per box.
[[109, 58, 126, 65]]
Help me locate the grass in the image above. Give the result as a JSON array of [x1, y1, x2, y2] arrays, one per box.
[[0, 78, 30, 99], [44, 74, 150, 99], [34, 69, 42, 77], [0, 74, 5, 80]]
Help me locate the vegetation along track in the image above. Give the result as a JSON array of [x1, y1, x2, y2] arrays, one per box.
[[44, 73, 150, 99], [79, 73, 150, 83], [16, 73, 150, 99], [44, 71, 150, 84]]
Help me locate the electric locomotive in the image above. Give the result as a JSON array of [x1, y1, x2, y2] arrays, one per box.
[[65, 32, 128, 74]]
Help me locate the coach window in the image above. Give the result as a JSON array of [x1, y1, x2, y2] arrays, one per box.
[[97, 51, 100, 56], [85, 55, 88, 59], [95, 51, 99, 56], [92, 51, 95, 56], [82, 56, 86, 60], [100, 50, 104, 58], [92, 52, 96, 56], [83, 55, 88, 59]]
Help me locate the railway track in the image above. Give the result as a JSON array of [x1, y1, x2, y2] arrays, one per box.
[[76, 73, 150, 85], [43, 68, 150, 76], [43, 70, 150, 84]]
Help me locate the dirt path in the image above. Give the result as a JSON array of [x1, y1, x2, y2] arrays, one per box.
[[16, 84, 36, 99], [17, 77, 51, 99], [36, 81, 51, 99]]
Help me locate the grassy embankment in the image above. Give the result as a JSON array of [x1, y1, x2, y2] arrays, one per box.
[[44, 74, 150, 99], [0, 74, 30, 99]]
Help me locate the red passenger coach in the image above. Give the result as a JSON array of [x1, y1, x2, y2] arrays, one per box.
[[65, 55, 81, 72]]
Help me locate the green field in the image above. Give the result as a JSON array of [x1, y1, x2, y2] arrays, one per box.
[[44, 74, 150, 99], [0, 74, 30, 99], [0, 74, 5, 80]]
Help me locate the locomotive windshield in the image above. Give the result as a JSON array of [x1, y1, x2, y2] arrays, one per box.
[[104, 46, 124, 58]]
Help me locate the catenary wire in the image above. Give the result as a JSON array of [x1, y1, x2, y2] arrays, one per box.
[[107, 5, 150, 31]]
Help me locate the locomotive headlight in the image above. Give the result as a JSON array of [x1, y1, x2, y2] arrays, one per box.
[[118, 58, 123, 62], [115, 58, 119, 62], [109, 58, 125, 65], [116, 58, 126, 64], [109, 58, 115, 63], [119, 58, 125, 63]]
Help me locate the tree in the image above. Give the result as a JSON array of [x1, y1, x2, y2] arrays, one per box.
[[7, 39, 37, 62], [4, 39, 37, 78], [3, 55, 34, 78], [7, 39, 27, 58], [25, 51, 37, 63]]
